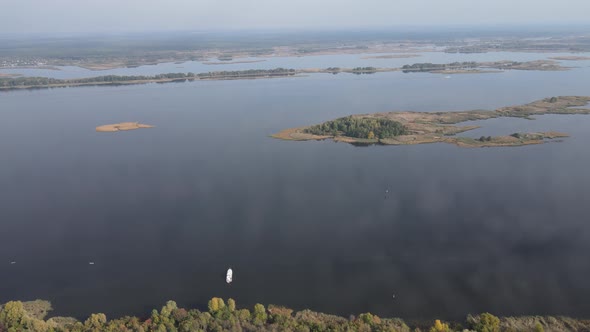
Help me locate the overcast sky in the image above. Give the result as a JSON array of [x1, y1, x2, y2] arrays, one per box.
[[1, 0, 589, 34]]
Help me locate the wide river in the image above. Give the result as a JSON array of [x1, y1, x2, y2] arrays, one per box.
[[1, 52, 590, 320]]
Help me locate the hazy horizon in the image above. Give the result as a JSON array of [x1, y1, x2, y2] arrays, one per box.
[[2, 0, 590, 35]]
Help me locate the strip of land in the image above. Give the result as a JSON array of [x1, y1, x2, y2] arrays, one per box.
[[203, 59, 267, 65], [549, 56, 590, 61], [0, 60, 571, 91], [96, 122, 154, 132], [361, 54, 421, 59], [272, 96, 590, 148]]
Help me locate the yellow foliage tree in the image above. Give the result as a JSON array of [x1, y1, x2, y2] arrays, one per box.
[[367, 131, 375, 139], [228, 298, 236, 312], [208, 297, 225, 313], [429, 319, 451, 332]]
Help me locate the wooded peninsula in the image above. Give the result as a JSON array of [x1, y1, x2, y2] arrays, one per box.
[[272, 96, 590, 148]]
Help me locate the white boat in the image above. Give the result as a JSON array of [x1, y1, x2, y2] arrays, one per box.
[[226, 268, 233, 284]]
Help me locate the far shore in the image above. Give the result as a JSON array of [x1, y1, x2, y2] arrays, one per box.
[[0, 60, 572, 91]]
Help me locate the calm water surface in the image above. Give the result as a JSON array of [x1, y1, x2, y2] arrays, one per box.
[[1, 66, 590, 320]]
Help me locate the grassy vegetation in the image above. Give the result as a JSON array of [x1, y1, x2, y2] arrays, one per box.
[[3, 298, 589, 332]]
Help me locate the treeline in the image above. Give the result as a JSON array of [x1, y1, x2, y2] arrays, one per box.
[[0, 69, 298, 88], [1, 298, 569, 332], [196, 68, 296, 79], [304, 116, 408, 139], [352, 67, 377, 72], [0, 73, 191, 88], [401, 62, 478, 72]]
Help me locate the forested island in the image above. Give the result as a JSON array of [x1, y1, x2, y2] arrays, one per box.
[[2, 298, 589, 332], [273, 96, 590, 147]]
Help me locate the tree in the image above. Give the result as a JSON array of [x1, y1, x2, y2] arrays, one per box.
[[368, 131, 375, 139], [84, 313, 107, 331], [227, 299, 236, 313], [535, 321, 544, 332], [208, 298, 225, 314], [160, 301, 178, 318], [429, 319, 451, 332], [471, 313, 500, 332], [253, 304, 267, 325], [237, 309, 250, 321], [0, 301, 26, 328]]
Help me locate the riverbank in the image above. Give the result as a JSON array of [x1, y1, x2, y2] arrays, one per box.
[[272, 96, 590, 148], [2, 299, 589, 332]]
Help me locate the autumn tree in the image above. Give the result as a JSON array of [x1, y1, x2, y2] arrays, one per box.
[[227, 298, 236, 312], [84, 313, 107, 331], [208, 297, 225, 314], [0, 301, 26, 328], [429, 319, 451, 332]]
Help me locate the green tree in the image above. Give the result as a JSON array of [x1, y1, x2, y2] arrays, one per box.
[[535, 321, 544, 332], [237, 309, 251, 321], [472, 313, 500, 332], [253, 304, 268, 325]]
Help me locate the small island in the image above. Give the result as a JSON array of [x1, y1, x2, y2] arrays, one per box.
[[96, 122, 154, 132], [272, 96, 590, 148]]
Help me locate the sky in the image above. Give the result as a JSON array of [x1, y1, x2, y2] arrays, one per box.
[[1, 0, 590, 34]]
